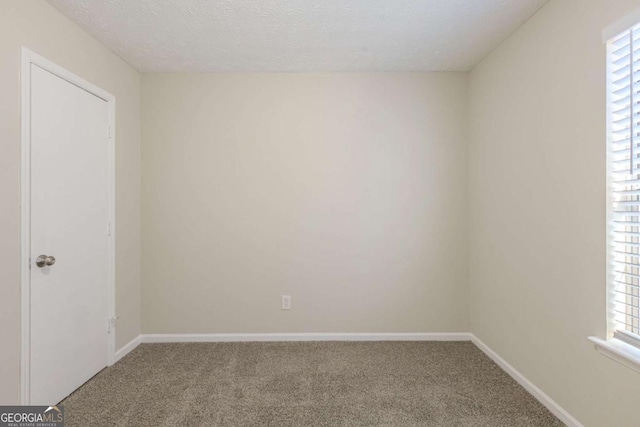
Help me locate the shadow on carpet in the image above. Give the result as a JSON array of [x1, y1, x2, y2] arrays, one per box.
[[61, 341, 564, 426]]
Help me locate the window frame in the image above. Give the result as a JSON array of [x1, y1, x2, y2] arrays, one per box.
[[589, 11, 640, 371]]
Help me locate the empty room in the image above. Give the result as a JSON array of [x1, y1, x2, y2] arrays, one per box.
[[1, 0, 640, 426]]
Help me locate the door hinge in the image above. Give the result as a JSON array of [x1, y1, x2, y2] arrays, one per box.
[[107, 222, 112, 236], [107, 316, 119, 334], [108, 125, 112, 139]]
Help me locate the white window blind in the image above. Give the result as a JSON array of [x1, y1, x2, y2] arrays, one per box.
[[608, 25, 640, 347]]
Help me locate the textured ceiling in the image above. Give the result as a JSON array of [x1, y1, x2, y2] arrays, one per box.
[[46, 0, 549, 72]]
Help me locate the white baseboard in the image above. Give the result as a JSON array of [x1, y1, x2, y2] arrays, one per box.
[[470, 334, 582, 427], [141, 332, 472, 343], [113, 335, 142, 363]]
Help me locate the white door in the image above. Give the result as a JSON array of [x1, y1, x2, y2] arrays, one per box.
[[29, 64, 110, 405]]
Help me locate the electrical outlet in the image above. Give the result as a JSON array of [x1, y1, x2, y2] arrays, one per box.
[[281, 295, 291, 310]]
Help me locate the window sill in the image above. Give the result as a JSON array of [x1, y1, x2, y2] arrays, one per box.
[[588, 336, 640, 373]]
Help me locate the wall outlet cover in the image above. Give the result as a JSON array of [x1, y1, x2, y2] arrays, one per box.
[[281, 295, 291, 310]]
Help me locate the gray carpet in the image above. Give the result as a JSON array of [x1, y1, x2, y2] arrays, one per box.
[[60, 341, 563, 426]]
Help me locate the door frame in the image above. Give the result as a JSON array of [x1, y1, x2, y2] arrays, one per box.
[[20, 48, 116, 405]]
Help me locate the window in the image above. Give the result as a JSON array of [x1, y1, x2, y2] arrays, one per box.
[[607, 24, 640, 348]]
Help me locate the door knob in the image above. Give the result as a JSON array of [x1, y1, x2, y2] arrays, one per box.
[[36, 255, 56, 268]]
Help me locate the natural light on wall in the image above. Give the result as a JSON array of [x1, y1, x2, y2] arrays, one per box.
[[607, 24, 640, 349]]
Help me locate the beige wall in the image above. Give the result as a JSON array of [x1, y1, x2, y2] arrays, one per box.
[[142, 73, 468, 334], [0, 1, 141, 404], [8, 1, 637, 423], [469, 0, 640, 425]]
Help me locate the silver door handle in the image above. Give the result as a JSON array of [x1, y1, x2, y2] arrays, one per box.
[[36, 255, 56, 268]]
